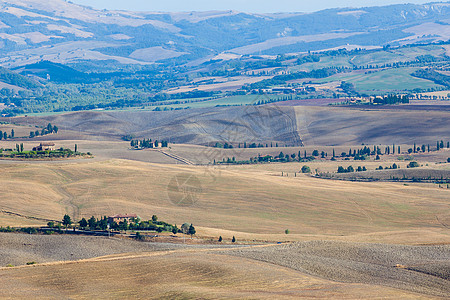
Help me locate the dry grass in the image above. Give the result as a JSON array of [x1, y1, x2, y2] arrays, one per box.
[[0, 159, 448, 244]]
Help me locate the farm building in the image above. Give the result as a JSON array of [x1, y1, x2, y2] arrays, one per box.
[[108, 214, 138, 224], [32, 142, 55, 151]]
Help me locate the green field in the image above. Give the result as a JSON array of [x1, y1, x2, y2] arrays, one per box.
[[349, 68, 444, 92], [316, 67, 444, 93]]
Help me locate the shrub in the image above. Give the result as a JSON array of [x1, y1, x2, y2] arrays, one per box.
[[20, 227, 37, 234], [135, 232, 144, 240], [447, 158, 450, 163], [407, 161, 419, 168], [285, 229, 290, 234], [301, 165, 311, 173], [26, 261, 37, 265]]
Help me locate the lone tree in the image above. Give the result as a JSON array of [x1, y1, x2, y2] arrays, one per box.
[[78, 218, 88, 229], [152, 215, 158, 222], [218, 236, 223, 242], [62, 214, 72, 227], [232, 236, 236, 243], [188, 224, 196, 237]]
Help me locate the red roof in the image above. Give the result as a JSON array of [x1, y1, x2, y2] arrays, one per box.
[[109, 214, 137, 218]]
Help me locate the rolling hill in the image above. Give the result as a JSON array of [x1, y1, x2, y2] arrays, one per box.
[[1, 0, 450, 68], [14, 104, 450, 146]]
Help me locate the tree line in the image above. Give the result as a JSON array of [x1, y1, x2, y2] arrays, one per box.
[[130, 138, 168, 149], [55, 214, 196, 236], [29, 123, 58, 138]]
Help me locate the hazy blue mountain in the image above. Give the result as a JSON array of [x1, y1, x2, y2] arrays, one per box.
[[1, 0, 450, 68]]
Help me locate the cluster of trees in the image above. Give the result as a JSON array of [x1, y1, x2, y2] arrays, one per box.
[[253, 95, 295, 105], [373, 95, 409, 105], [63, 214, 196, 236], [130, 139, 168, 149], [407, 141, 449, 154], [337, 165, 367, 173], [245, 67, 343, 90], [29, 123, 58, 138], [296, 54, 320, 65], [412, 69, 450, 88], [214, 141, 295, 149], [340, 81, 357, 96], [376, 163, 399, 170], [0, 129, 14, 140], [215, 151, 318, 165], [338, 145, 401, 160], [0, 147, 86, 159]]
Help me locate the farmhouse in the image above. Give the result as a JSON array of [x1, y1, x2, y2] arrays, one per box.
[[108, 214, 138, 224], [32, 142, 55, 151]]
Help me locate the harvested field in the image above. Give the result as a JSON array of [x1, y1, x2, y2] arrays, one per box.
[[7, 104, 450, 146], [0, 236, 446, 299], [228, 240, 450, 297], [0, 159, 449, 244], [0, 232, 249, 267], [0, 233, 181, 267], [0, 250, 429, 299], [320, 168, 450, 182]]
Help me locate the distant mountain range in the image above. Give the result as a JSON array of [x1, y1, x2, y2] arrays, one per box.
[[1, 0, 450, 69]]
